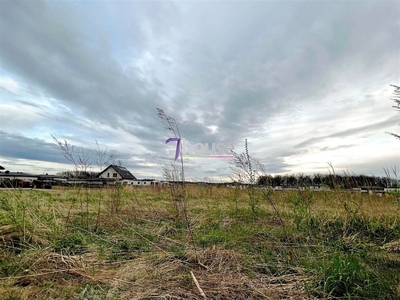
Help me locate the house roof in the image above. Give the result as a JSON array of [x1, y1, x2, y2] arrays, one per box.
[[0, 171, 37, 178], [98, 165, 137, 180]]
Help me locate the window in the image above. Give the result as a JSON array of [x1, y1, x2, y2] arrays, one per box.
[[113, 173, 117, 178], [107, 173, 109, 178], [138, 182, 140, 184]]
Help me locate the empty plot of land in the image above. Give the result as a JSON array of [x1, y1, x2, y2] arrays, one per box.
[[0, 186, 399, 299]]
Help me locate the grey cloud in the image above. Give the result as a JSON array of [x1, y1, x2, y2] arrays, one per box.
[[0, 0, 167, 132], [320, 144, 356, 152], [329, 153, 400, 177], [0, 131, 129, 167], [294, 116, 399, 149], [260, 160, 293, 175], [329, 117, 398, 138], [0, 131, 65, 164], [0, 0, 398, 179], [0, 131, 170, 178]]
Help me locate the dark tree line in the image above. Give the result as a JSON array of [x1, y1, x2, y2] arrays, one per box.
[[56, 170, 99, 179], [257, 173, 398, 189]]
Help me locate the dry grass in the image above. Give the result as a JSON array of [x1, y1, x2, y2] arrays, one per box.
[[105, 247, 314, 300], [0, 186, 399, 299]]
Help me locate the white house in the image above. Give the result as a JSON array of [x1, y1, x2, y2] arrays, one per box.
[[97, 165, 138, 185], [97, 165, 166, 187]]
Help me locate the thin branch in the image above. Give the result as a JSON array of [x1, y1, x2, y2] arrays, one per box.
[[190, 271, 206, 299]]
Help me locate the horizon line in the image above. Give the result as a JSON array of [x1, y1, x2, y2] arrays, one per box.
[[183, 155, 234, 158]]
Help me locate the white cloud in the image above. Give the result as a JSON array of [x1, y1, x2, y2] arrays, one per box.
[[0, 157, 71, 174], [0, 76, 19, 94]]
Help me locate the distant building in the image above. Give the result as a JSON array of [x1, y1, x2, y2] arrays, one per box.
[[0, 171, 38, 181], [97, 165, 138, 185], [96, 165, 167, 187], [0, 171, 38, 188]]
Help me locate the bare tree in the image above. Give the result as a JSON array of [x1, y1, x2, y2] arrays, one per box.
[[52, 135, 92, 178], [94, 140, 114, 172]]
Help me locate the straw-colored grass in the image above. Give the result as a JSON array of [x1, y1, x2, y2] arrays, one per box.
[[0, 186, 399, 299]]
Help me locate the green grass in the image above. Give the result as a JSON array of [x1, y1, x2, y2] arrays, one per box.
[[0, 186, 399, 299]]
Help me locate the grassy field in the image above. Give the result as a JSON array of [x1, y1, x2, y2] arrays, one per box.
[[0, 185, 399, 299]]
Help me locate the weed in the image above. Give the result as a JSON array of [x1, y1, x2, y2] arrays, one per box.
[[157, 108, 189, 227], [230, 140, 285, 231], [52, 136, 117, 230], [287, 189, 317, 231], [230, 139, 258, 215], [316, 252, 380, 298], [53, 232, 86, 255]]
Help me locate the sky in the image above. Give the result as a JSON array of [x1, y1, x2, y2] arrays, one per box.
[[0, 0, 399, 182]]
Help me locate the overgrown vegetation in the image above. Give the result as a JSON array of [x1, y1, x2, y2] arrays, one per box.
[[0, 186, 399, 299]]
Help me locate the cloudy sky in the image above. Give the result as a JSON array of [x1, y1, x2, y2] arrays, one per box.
[[0, 0, 399, 181]]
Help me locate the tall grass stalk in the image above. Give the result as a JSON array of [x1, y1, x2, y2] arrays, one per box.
[[230, 139, 257, 215], [230, 139, 284, 228], [52, 136, 115, 230], [387, 84, 400, 140], [157, 108, 188, 226], [53, 136, 91, 230], [157, 108, 209, 271]]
